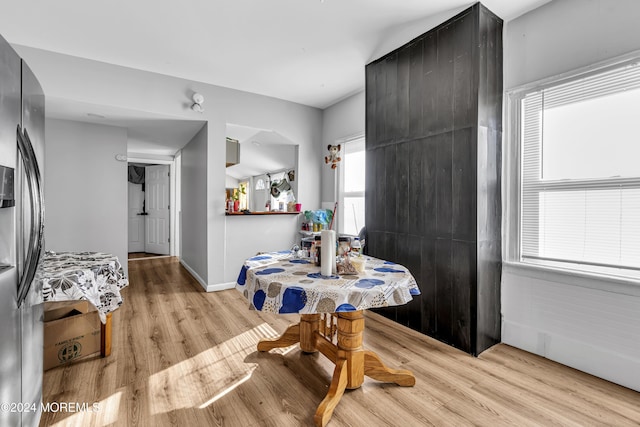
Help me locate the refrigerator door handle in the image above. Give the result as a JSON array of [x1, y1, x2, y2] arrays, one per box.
[[16, 125, 44, 307]]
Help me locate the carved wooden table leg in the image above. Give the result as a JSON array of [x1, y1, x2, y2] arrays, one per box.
[[313, 311, 363, 426], [336, 311, 365, 389], [257, 323, 301, 352], [257, 310, 415, 427], [300, 313, 320, 353], [364, 350, 415, 386], [314, 358, 348, 427]]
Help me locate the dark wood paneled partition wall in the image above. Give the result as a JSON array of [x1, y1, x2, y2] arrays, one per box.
[[365, 3, 503, 356]]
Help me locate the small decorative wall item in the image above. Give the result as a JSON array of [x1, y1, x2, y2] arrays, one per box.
[[325, 144, 341, 169]]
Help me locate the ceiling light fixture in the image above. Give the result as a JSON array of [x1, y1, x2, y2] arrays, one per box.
[[191, 92, 205, 113]]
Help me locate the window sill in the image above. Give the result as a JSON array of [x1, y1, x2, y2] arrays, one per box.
[[503, 261, 640, 297]]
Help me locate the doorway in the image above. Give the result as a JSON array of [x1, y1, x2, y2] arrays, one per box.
[[127, 162, 172, 257]]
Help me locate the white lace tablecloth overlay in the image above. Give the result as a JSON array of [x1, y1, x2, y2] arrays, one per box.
[[236, 251, 420, 314], [40, 251, 129, 323]]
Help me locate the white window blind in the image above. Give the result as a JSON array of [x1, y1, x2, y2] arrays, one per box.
[[520, 61, 640, 276]]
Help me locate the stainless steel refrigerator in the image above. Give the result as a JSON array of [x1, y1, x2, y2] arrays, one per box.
[[0, 34, 45, 427]]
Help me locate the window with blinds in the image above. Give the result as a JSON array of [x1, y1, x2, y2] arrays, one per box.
[[519, 60, 640, 278]]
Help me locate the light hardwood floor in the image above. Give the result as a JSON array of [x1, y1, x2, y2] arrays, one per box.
[[40, 257, 640, 426]]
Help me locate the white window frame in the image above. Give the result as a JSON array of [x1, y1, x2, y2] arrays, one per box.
[[504, 51, 640, 285], [337, 134, 365, 235]]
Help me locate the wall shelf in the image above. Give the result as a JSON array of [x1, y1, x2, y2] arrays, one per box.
[[225, 211, 299, 216]]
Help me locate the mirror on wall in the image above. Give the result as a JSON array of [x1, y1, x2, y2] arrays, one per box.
[[225, 124, 298, 212]]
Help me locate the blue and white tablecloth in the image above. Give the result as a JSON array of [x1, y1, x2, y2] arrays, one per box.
[[236, 251, 420, 314], [40, 251, 129, 323]]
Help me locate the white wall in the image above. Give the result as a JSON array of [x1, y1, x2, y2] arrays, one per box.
[[368, 6, 468, 64], [503, 0, 640, 391], [502, 265, 640, 392], [504, 0, 640, 90], [16, 45, 323, 288], [181, 124, 208, 286], [225, 175, 239, 189], [205, 92, 321, 287], [224, 214, 299, 285], [44, 118, 128, 274], [321, 91, 365, 205]]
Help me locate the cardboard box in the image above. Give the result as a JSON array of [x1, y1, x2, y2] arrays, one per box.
[[44, 300, 90, 322], [44, 301, 101, 371]]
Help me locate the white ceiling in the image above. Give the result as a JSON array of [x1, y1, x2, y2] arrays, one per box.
[[0, 0, 551, 155], [46, 97, 207, 156]]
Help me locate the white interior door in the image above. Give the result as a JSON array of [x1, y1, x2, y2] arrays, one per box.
[[252, 174, 268, 211], [145, 165, 170, 255], [127, 182, 145, 252]]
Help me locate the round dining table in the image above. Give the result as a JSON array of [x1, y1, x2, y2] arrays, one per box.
[[236, 250, 420, 427]]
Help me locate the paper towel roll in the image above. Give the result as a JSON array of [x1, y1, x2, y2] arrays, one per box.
[[321, 230, 335, 277]]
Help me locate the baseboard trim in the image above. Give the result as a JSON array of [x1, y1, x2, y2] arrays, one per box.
[[178, 259, 236, 292], [179, 259, 208, 291], [128, 255, 171, 262], [502, 319, 640, 392], [205, 282, 236, 292]]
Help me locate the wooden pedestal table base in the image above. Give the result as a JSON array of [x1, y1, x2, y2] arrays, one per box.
[[257, 310, 415, 427]]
